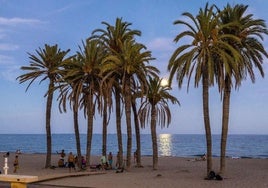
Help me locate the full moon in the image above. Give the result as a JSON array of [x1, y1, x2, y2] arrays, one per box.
[[160, 78, 169, 87]]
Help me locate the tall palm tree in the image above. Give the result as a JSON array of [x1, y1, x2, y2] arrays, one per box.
[[132, 99, 142, 166], [57, 56, 83, 169], [131, 86, 143, 167], [218, 4, 268, 174], [62, 40, 105, 165], [168, 3, 241, 176], [91, 18, 142, 168], [102, 40, 158, 168], [17, 44, 71, 168], [79, 40, 105, 165], [129, 78, 148, 168], [138, 76, 179, 170], [100, 77, 113, 157], [101, 92, 108, 157]]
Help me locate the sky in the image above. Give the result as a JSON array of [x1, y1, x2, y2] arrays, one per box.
[[0, 0, 267, 135]]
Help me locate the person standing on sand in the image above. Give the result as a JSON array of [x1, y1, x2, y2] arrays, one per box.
[[68, 152, 76, 172], [108, 152, 113, 169], [13, 155, 19, 173]]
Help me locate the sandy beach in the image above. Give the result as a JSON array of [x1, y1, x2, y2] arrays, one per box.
[[0, 152, 267, 188]]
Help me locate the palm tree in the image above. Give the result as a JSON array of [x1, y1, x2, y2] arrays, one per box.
[[128, 78, 148, 168], [79, 39, 105, 165], [100, 78, 113, 157], [101, 93, 108, 157], [138, 76, 179, 170], [131, 87, 142, 167], [168, 3, 241, 176], [17, 44, 71, 168], [57, 55, 83, 169], [218, 4, 268, 174], [91, 18, 142, 168], [62, 40, 105, 165], [102, 40, 158, 168]]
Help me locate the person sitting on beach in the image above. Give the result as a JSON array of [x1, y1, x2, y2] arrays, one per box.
[[57, 149, 66, 167], [81, 156, 86, 170], [3, 152, 9, 158], [67, 152, 76, 172], [100, 155, 107, 170], [195, 153, 207, 161], [58, 158, 65, 167], [201, 153, 206, 161]]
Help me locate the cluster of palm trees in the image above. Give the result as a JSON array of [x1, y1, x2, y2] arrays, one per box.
[[17, 18, 178, 171], [17, 2, 267, 178], [168, 3, 267, 176]]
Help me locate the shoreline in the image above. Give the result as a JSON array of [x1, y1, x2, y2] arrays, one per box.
[[0, 153, 267, 187], [1, 154, 266, 161], [3, 151, 267, 160], [1, 134, 267, 161]]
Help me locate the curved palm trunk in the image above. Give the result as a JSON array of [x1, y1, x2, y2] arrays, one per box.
[[220, 78, 231, 175], [73, 104, 82, 169], [102, 99, 108, 156], [124, 76, 132, 168], [202, 70, 212, 176], [115, 89, 123, 168], [45, 81, 53, 168], [86, 92, 94, 166], [132, 100, 142, 167], [151, 104, 158, 170]]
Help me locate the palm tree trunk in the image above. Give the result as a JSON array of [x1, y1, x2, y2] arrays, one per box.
[[115, 89, 123, 168], [220, 78, 231, 175], [151, 105, 158, 170], [124, 76, 132, 168], [132, 100, 142, 167], [86, 93, 94, 166], [202, 69, 212, 176], [45, 81, 53, 168], [73, 104, 82, 169], [102, 99, 108, 156]]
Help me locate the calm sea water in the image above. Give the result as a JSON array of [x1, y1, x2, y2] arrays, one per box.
[[0, 134, 267, 158]]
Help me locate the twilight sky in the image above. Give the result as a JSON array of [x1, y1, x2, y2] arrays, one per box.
[[0, 0, 267, 134]]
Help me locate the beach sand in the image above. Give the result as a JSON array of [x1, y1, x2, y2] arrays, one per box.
[[0, 152, 267, 188]]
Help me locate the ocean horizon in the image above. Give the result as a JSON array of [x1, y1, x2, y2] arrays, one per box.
[[0, 134, 267, 159]]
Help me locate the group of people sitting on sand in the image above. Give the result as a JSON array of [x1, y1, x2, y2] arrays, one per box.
[[57, 149, 115, 172], [90, 151, 114, 170], [57, 149, 81, 172]]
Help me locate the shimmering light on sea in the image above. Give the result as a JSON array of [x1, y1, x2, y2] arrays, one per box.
[[158, 134, 172, 156]]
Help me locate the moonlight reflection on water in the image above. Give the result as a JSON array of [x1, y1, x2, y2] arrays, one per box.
[[158, 134, 172, 156]]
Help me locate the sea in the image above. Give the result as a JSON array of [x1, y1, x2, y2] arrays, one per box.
[[0, 134, 267, 159]]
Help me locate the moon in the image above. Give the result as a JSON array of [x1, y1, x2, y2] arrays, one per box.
[[160, 78, 169, 87]]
